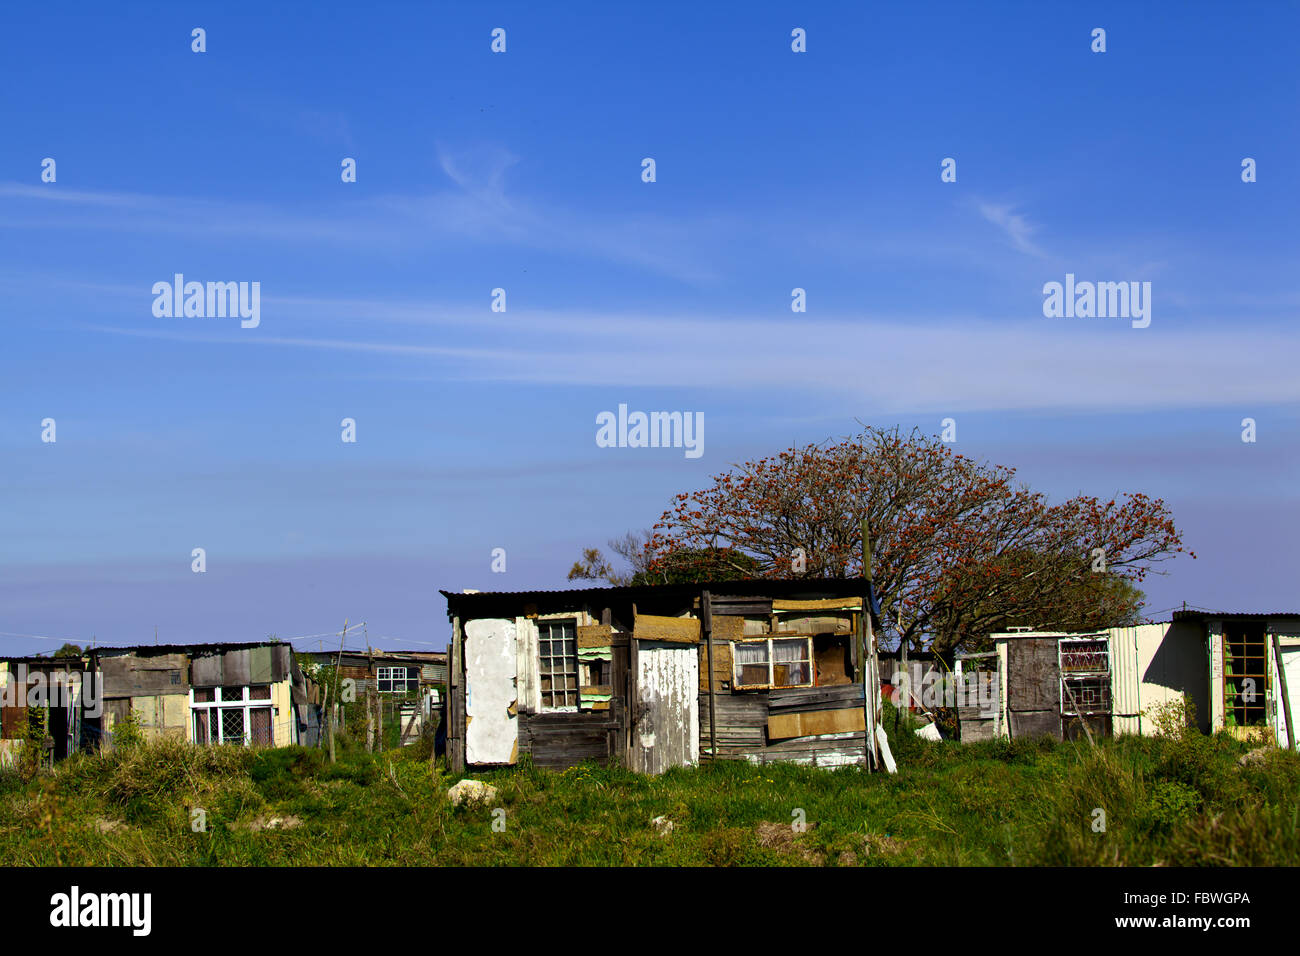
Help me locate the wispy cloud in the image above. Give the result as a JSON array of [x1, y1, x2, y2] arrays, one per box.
[[975, 199, 1046, 257], [89, 306, 1300, 414], [0, 145, 727, 283]]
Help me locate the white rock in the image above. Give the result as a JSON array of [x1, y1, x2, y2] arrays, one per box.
[[447, 779, 498, 806], [651, 815, 674, 835]]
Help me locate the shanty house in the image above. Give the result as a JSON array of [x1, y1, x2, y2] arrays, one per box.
[[0, 655, 89, 768], [988, 613, 1300, 748], [440, 579, 885, 775], [297, 648, 447, 745], [0, 641, 319, 761], [1171, 610, 1300, 746]]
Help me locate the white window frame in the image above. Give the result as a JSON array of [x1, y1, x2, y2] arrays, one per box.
[[731, 636, 814, 690], [377, 665, 417, 694], [190, 685, 275, 746], [538, 618, 580, 712], [1058, 637, 1112, 717]]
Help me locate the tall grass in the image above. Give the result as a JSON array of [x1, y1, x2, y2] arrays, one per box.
[[0, 704, 1294, 866]]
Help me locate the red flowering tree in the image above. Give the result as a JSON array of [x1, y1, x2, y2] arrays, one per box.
[[641, 426, 1192, 654]]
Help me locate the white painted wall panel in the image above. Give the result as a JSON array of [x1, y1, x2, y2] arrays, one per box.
[[465, 618, 518, 765]]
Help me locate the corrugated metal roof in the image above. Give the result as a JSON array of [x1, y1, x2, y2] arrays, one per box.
[[89, 640, 285, 655], [440, 577, 873, 618], [1172, 610, 1300, 622]]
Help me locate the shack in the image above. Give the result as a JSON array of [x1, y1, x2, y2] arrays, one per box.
[[0, 655, 89, 768], [440, 579, 883, 774], [88, 642, 310, 749], [1171, 610, 1300, 746], [297, 648, 447, 745], [0, 641, 320, 761], [989, 620, 1213, 741]]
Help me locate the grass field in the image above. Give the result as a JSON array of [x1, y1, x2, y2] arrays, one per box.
[[1, 704, 1296, 866]]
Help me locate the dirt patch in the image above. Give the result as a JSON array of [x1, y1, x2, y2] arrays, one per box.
[[94, 819, 125, 834], [754, 821, 822, 862], [860, 832, 907, 857]]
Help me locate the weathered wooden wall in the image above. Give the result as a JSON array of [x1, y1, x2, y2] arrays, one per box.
[[698, 684, 867, 768], [1006, 638, 1062, 740], [517, 712, 620, 769]]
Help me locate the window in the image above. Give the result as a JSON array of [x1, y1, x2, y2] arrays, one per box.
[[1060, 637, 1110, 675], [539, 619, 578, 710], [377, 666, 417, 694], [1223, 622, 1268, 727], [1059, 637, 1112, 716], [732, 637, 814, 689], [191, 685, 274, 746]]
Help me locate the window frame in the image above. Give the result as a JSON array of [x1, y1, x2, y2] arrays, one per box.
[[538, 618, 580, 712], [1058, 637, 1112, 717], [377, 665, 418, 695], [731, 636, 815, 690], [190, 684, 275, 746]]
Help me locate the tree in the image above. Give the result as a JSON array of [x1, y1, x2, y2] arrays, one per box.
[[568, 531, 760, 586], [52, 643, 83, 658], [568, 531, 655, 586], [628, 546, 761, 586], [642, 426, 1191, 654]]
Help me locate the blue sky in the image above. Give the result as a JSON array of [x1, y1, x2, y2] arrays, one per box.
[[2, 2, 1297, 655]]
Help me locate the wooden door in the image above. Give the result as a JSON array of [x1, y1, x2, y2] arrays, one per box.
[[631, 641, 699, 774]]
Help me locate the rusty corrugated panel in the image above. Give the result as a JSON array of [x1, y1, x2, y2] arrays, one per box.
[[249, 646, 274, 684], [272, 645, 290, 682], [222, 649, 251, 686], [191, 653, 223, 687]]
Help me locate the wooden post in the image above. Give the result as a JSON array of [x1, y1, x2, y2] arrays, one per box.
[[861, 519, 879, 771], [449, 615, 465, 773], [366, 645, 375, 753], [1272, 632, 1295, 751], [327, 618, 349, 765], [628, 603, 639, 772], [898, 616, 908, 732], [702, 589, 717, 760]]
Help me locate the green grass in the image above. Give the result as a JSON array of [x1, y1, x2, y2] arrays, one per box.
[[0, 706, 1296, 866]]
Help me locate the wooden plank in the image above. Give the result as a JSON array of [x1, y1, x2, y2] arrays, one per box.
[[1008, 710, 1061, 740], [633, 613, 701, 645], [768, 707, 866, 740], [711, 615, 745, 640], [1272, 633, 1295, 751], [577, 624, 612, 649], [768, 683, 864, 709], [698, 641, 733, 693], [772, 598, 863, 612], [703, 590, 717, 759], [449, 615, 464, 773]]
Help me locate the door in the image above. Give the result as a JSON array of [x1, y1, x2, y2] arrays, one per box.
[[631, 641, 699, 774], [1276, 645, 1300, 748]]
